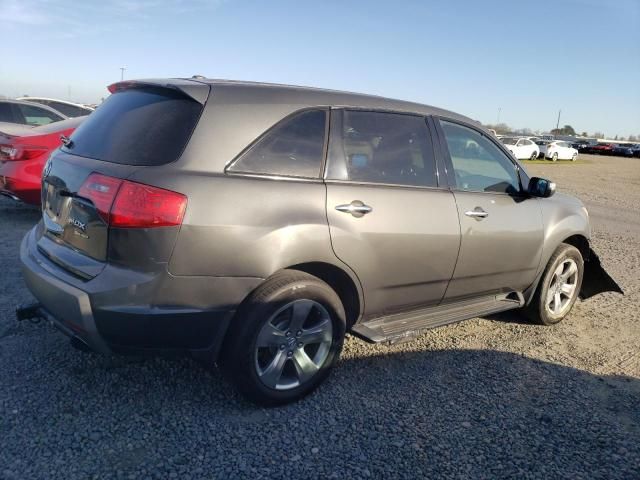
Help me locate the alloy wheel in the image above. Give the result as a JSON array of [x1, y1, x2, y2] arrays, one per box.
[[545, 259, 579, 317], [254, 299, 333, 390]]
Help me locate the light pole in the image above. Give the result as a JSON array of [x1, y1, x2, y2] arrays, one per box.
[[119, 66, 127, 81], [555, 109, 561, 131]]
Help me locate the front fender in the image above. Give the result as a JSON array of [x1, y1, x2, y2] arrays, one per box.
[[580, 248, 623, 299]]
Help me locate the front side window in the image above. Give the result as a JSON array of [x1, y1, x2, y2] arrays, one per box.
[[17, 104, 63, 126], [326, 110, 437, 187], [229, 109, 327, 178], [439, 120, 520, 194]]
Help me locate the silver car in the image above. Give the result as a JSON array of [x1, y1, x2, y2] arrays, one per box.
[[18, 78, 622, 405]]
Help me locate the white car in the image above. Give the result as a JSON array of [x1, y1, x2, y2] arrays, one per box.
[[535, 139, 551, 158], [16, 97, 94, 118], [545, 141, 578, 161], [500, 137, 539, 160]]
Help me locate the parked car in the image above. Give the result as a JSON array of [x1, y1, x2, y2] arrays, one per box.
[[612, 144, 636, 157], [0, 99, 67, 126], [0, 117, 85, 204], [17, 97, 94, 118], [632, 145, 640, 158], [500, 137, 540, 160], [545, 141, 579, 162], [17, 79, 622, 405], [590, 143, 615, 155], [535, 139, 551, 158], [572, 140, 592, 153]]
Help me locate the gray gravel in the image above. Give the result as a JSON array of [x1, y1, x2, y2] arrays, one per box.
[[1, 154, 639, 479]]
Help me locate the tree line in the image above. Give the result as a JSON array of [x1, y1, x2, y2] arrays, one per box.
[[483, 123, 639, 142]]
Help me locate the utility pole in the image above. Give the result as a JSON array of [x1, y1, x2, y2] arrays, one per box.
[[555, 109, 561, 131], [119, 66, 127, 81], [496, 107, 501, 124]]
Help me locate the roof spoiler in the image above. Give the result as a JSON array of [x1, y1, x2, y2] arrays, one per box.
[[107, 79, 210, 105]]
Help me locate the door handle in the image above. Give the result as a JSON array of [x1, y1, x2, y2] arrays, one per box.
[[335, 200, 372, 218], [464, 208, 488, 220]]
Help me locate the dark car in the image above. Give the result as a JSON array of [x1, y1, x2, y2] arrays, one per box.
[[571, 140, 593, 153], [612, 144, 636, 157], [17, 78, 622, 405]]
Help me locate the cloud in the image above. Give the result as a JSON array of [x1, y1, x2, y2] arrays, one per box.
[[0, 0, 51, 24], [0, 0, 228, 33]]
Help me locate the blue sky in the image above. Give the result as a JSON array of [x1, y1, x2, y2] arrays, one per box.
[[1, 0, 638, 137]]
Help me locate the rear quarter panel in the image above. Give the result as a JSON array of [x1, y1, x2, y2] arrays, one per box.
[[136, 173, 343, 279]]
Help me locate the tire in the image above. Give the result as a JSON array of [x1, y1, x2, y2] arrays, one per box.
[[571, 153, 577, 162], [530, 151, 537, 161], [219, 269, 346, 406], [525, 244, 584, 325], [552, 152, 558, 162]]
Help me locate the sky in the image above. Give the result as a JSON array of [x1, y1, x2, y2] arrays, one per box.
[[1, 0, 638, 137]]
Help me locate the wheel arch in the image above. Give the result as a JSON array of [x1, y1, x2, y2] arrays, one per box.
[[287, 261, 362, 329]]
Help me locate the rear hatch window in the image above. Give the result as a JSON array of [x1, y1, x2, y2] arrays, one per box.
[[64, 87, 203, 166], [38, 86, 205, 279]]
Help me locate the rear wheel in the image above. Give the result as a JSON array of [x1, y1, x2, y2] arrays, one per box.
[[530, 151, 537, 161], [525, 244, 583, 325], [551, 152, 558, 162], [219, 270, 346, 406]]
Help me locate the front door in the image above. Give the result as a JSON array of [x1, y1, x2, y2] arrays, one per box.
[[324, 110, 460, 318], [435, 119, 544, 300]]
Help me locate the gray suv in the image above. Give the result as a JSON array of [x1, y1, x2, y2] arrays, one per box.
[[18, 79, 621, 405]]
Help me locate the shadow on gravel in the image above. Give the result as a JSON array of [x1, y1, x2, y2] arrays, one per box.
[[2, 331, 639, 478]]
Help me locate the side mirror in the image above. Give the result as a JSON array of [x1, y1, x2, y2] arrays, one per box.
[[528, 177, 556, 198]]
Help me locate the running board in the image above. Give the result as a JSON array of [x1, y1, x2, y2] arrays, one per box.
[[351, 293, 524, 345]]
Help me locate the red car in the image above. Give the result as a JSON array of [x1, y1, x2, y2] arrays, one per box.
[[0, 117, 85, 205], [589, 143, 615, 155]]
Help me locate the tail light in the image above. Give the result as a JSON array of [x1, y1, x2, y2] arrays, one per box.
[[78, 173, 187, 228], [0, 144, 49, 161]]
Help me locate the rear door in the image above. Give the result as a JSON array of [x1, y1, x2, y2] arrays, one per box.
[[39, 84, 207, 278], [434, 118, 543, 300], [325, 110, 460, 318]]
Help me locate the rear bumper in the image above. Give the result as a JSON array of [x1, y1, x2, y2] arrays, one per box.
[[0, 162, 42, 205], [20, 227, 260, 359]]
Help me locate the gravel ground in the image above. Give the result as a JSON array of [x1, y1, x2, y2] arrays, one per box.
[[1, 154, 638, 479]]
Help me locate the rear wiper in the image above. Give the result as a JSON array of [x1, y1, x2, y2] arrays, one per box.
[[59, 190, 79, 198], [60, 135, 74, 148]]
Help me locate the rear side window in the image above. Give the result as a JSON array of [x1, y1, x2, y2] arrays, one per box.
[[65, 88, 203, 166], [48, 101, 91, 118], [0, 103, 15, 123], [17, 104, 62, 126], [326, 110, 437, 187], [229, 109, 327, 178]]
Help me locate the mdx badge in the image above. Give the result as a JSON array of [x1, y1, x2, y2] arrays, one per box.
[[68, 217, 87, 232]]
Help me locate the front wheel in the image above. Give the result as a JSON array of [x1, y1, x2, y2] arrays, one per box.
[[551, 152, 558, 162], [571, 153, 578, 162], [530, 151, 537, 161], [219, 270, 346, 406], [524, 244, 583, 325]]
